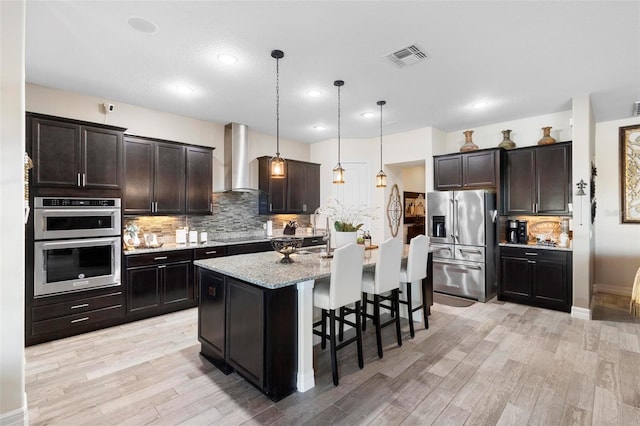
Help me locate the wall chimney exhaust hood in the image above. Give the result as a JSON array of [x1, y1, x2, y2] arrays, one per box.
[[223, 123, 256, 191]]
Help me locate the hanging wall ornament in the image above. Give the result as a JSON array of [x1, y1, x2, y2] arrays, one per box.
[[387, 184, 402, 237]]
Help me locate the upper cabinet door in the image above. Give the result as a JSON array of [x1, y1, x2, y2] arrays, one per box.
[[154, 143, 185, 214], [434, 155, 463, 190], [82, 126, 122, 189], [505, 149, 536, 214], [535, 144, 571, 214], [31, 118, 81, 187], [286, 161, 305, 213], [463, 150, 498, 188], [124, 137, 155, 214], [186, 146, 213, 214]]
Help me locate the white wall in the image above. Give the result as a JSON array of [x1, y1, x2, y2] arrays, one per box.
[[25, 84, 310, 192], [445, 110, 572, 152], [1, 0, 27, 423], [594, 117, 640, 295]]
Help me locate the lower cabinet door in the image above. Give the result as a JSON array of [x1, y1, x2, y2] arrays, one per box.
[[533, 258, 567, 306], [500, 255, 532, 298], [162, 261, 192, 305], [198, 269, 226, 363], [226, 278, 264, 387], [127, 266, 160, 313]]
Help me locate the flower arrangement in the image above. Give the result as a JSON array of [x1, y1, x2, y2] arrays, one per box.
[[318, 197, 378, 232]]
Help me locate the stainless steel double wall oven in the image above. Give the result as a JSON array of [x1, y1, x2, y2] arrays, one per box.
[[33, 197, 121, 297]]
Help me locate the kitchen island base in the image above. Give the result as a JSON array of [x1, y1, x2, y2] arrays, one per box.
[[198, 268, 298, 402]]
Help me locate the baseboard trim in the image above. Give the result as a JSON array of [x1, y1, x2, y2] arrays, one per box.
[[571, 306, 592, 320], [593, 284, 632, 297], [0, 403, 27, 426]]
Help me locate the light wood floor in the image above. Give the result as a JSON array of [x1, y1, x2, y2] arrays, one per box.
[[25, 293, 640, 425]]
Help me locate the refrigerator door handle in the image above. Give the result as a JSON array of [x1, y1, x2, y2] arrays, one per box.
[[454, 198, 460, 242]]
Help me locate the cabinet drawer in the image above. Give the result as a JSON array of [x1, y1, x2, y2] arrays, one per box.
[[501, 246, 568, 262], [32, 291, 124, 322], [126, 250, 192, 267], [194, 246, 227, 260], [32, 305, 124, 336], [455, 246, 485, 262], [227, 241, 272, 256]]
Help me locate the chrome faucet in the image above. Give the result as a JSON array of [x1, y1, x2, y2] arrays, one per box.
[[311, 207, 321, 235]]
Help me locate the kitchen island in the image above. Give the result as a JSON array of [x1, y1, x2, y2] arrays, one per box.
[[194, 245, 433, 401]]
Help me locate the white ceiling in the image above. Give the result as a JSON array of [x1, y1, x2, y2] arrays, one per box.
[[25, 1, 640, 144]]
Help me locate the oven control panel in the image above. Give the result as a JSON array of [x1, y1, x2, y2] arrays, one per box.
[[36, 198, 121, 208]]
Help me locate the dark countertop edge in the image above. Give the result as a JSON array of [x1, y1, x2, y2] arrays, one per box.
[[499, 242, 572, 252], [124, 234, 327, 256]]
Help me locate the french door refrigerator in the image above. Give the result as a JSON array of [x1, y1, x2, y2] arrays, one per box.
[[427, 190, 497, 302]]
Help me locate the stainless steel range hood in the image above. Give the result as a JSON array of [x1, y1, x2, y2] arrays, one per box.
[[223, 123, 256, 191]]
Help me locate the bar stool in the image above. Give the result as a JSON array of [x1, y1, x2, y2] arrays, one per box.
[[398, 234, 430, 338], [360, 237, 403, 358], [312, 243, 365, 386]]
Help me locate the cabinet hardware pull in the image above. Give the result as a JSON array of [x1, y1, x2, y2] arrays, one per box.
[[77, 173, 81, 187], [210, 203, 213, 213], [460, 249, 481, 254], [205, 251, 217, 255], [154, 256, 168, 260], [303, 204, 307, 212], [71, 317, 89, 324], [71, 303, 89, 309], [208, 286, 216, 297], [528, 260, 536, 264], [157, 265, 166, 269], [82, 173, 86, 187], [524, 252, 538, 256]]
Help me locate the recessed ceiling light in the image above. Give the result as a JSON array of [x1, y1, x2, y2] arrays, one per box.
[[127, 16, 159, 34], [471, 101, 489, 109], [313, 125, 326, 130], [217, 54, 238, 65], [174, 84, 194, 95], [307, 90, 323, 97], [361, 112, 375, 119]]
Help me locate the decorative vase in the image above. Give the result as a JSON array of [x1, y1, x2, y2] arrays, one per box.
[[498, 129, 516, 149], [537, 126, 556, 145], [334, 231, 357, 248], [460, 130, 479, 152]]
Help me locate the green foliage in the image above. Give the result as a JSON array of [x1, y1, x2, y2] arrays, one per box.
[[334, 221, 364, 232]]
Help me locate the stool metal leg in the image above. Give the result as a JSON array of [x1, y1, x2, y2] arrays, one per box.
[[374, 294, 383, 358], [394, 289, 403, 347], [321, 309, 327, 350], [329, 309, 339, 386], [405, 282, 415, 338], [355, 301, 364, 369]]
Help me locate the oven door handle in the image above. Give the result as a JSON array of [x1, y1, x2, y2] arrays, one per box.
[[40, 237, 119, 250], [40, 208, 118, 216]]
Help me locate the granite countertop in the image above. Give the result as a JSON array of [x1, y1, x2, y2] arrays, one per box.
[[499, 242, 573, 252], [123, 233, 327, 255], [194, 245, 409, 290]]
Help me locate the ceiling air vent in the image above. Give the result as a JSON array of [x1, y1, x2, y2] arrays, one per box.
[[634, 101, 640, 116], [386, 44, 428, 68]]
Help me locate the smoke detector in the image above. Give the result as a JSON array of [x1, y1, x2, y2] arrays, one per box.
[[386, 44, 428, 68], [634, 101, 640, 116]]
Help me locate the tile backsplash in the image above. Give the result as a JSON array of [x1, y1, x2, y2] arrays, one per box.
[[124, 192, 313, 243]]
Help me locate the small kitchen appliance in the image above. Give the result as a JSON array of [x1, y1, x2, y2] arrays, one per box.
[[517, 220, 528, 244], [506, 220, 518, 243]]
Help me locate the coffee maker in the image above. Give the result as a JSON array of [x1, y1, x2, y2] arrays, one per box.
[[506, 220, 519, 243]]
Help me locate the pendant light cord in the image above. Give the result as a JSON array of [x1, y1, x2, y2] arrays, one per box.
[[379, 102, 383, 167], [275, 56, 280, 156], [337, 84, 341, 165]]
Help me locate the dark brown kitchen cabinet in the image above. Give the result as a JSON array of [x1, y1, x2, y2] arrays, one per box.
[[126, 250, 194, 318], [27, 287, 125, 346], [123, 135, 186, 215], [258, 156, 320, 214], [186, 146, 213, 214], [28, 113, 124, 190], [434, 149, 500, 190], [504, 142, 572, 215], [499, 246, 572, 312], [197, 269, 297, 401]]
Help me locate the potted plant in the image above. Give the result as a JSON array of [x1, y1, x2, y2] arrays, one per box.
[[318, 197, 378, 247]]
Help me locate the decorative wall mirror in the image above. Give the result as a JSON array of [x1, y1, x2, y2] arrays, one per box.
[[387, 184, 401, 237]]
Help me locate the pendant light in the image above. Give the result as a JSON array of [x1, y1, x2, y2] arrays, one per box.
[[270, 49, 285, 179], [375, 100, 387, 188], [332, 80, 345, 184]]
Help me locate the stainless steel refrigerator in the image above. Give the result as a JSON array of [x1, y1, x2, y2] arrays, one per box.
[[427, 190, 497, 302]]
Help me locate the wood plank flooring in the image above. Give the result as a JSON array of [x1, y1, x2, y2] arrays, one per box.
[[25, 293, 640, 425]]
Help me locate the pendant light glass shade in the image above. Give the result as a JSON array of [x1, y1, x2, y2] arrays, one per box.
[[270, 49, 286, 179], [332, 80, 345, 184], [376, 100, 387, 188]]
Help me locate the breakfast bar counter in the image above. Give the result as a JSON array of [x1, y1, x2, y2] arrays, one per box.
[[194, 246, 433, 401]]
